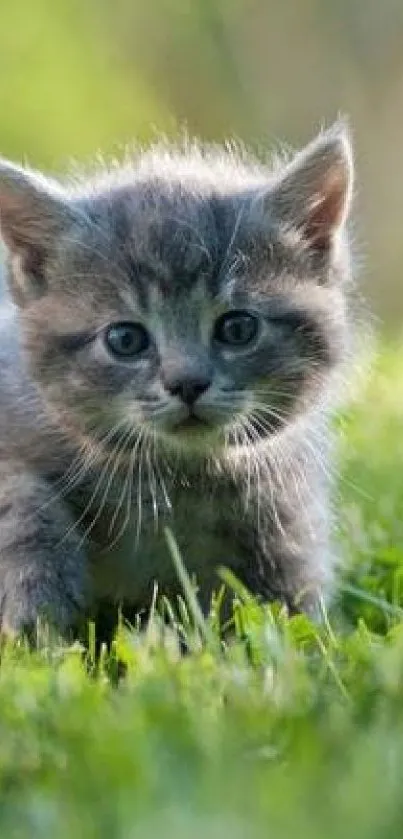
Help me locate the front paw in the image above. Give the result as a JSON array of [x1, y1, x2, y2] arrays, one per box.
[[0, 573, 87, 642]]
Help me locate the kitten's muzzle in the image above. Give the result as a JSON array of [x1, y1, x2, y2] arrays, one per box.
[[172, 412, 209, 431], [162, 372, 212, 406]]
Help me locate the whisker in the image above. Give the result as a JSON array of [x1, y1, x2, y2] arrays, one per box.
[[29, 417, 130, 524], [59, 423, 134, 550], [217, 203, 247, 288], [242, 416, 288, 540], [106, 427, 146, 549], [135, 430, 147, 546], [152, 430, 172, 515], [166, 215, 213, 267], [146, 435, 159, 532]]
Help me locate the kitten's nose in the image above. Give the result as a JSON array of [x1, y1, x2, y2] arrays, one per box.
[[164, 374, 211, 405]]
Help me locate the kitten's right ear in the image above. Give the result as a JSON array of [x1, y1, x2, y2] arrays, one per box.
[[0, 159, 71, 305]]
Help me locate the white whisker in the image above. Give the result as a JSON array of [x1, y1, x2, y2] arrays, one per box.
[[106, 427, 146, 549], [59, 423, 134, 551]]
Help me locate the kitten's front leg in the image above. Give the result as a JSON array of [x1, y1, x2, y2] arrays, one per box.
[[0, 464, 88, 638], [226, 464, 333, 617], [246, 499, 333, 618]]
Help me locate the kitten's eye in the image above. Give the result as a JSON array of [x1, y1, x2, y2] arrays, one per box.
[[105, 322, 150, 357], [214, 311, 259, 347]]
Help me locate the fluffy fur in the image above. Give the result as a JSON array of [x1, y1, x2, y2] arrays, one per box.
[[0, 123, 354, 638]]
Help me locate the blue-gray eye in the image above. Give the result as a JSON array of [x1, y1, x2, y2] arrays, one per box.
[[214, 311, 259, 346], [105, 322, 150, 357]]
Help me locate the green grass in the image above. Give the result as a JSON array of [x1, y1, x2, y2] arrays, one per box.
[[2, 346, 403, 838]]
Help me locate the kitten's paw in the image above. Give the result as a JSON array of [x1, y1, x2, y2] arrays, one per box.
[[0, 471, 89, 643], [0, 577, 87, 643]]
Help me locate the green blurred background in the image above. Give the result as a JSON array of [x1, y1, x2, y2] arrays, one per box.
[[1, 0, 402, 326]]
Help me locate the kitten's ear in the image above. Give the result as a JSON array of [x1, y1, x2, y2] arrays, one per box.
[[0, 159, 71, 304], [268, 122, 353, 253]]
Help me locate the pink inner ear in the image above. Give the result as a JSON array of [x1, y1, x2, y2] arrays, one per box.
[[303, 166, 349, 250], [0, 186, 42, 252], [0, 194, 20, 249], [0, 169, 68, 255]]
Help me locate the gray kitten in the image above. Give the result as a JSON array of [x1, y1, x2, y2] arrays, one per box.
[[0, 123, 354, 638]]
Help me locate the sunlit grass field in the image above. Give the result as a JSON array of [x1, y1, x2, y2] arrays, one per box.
[[1, 345, 403, 838]]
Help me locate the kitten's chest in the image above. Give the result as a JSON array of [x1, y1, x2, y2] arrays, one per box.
[[80, 477, 244, 606]]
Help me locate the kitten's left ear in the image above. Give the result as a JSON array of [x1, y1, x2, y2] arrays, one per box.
[[0, 159, 72, 304], [268, 122, 353, 253]]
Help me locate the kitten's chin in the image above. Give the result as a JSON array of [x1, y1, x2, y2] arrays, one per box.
[[148, 403, 230, 449], [171, 415, 209, 432], [156, 417, 225, 452]]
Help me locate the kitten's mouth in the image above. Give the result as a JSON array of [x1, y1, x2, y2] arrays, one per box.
[[171, 413, 210, 432]]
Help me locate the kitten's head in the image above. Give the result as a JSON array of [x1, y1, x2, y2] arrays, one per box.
[[0, 123, 353, 461]]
